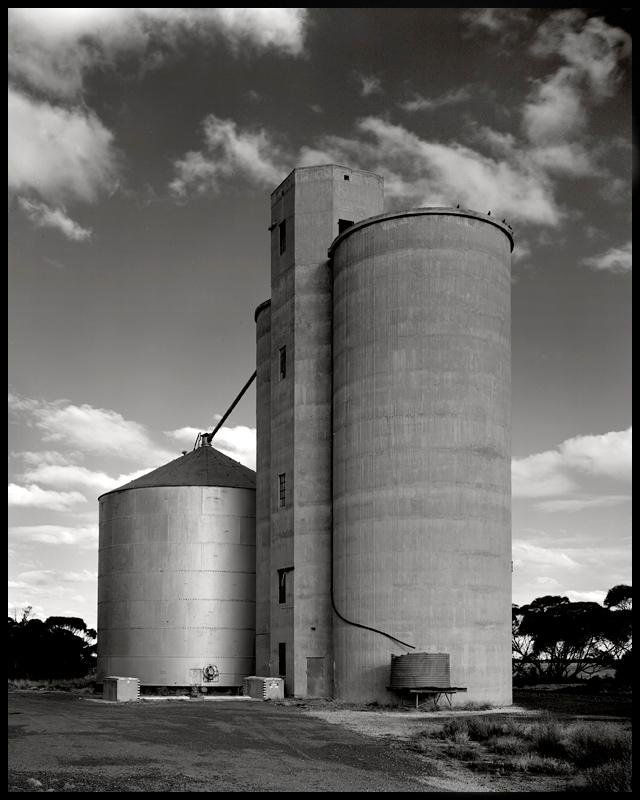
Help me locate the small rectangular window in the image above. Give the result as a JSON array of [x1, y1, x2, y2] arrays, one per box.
[[278, 473, 286, 507], [278, 570, 287, 604], [279, 219, 287, 254], [343, 175, 350, 181], [278, 642, 286, 677], [338, 219, 354, 234], [278, 568, 293, 604], [279, 345, 286, 380]]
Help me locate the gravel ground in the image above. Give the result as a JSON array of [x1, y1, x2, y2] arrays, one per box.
[[7, 692, 460, 793], [10, 690, 629, 792], [293, 701, 555, 794]]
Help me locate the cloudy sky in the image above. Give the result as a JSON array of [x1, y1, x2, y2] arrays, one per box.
[[8, 9, 632, 630]]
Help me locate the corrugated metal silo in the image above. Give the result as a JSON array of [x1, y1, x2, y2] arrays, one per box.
[[330, 208, 513, 705], [97, 441, 256, 688]]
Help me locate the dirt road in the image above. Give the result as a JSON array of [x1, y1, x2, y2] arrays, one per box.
[[9, 692, 451, 793]]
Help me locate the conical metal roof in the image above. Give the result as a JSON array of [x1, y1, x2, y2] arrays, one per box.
[[99, 444, 255, 498]]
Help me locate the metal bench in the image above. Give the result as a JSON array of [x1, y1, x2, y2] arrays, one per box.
[[387, 686, 468, 709]]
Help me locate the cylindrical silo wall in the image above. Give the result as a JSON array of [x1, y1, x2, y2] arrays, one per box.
[[97, 485, 256, 686], [332, 211, 512, 705], [255, 303, 272, 675]]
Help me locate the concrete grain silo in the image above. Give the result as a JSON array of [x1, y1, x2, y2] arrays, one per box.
[[97, 439, 256, 689], [255, 166, 513, 706], [330, 209, 513, 705]]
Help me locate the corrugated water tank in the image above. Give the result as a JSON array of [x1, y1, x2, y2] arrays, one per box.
[[389, 653, 451, 689], [243, 676, 285, 700], [103, 676, 140, 702]]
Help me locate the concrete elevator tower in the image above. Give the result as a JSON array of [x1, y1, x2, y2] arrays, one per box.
[[255, 165, 384, 696], [255, 165, 513, 706]]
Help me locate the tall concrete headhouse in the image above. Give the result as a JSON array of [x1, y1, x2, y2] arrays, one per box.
[[254, 165, 513, 706]]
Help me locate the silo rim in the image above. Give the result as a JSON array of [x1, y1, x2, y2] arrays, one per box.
[[327, 207, 514, 256], [254, 298, 272, 322]]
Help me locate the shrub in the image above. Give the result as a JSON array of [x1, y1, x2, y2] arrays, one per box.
[[581, 758, 633, 792], [466, 717, 519, 742], [566, 756, 633, 793], [563, 721, 632, 768], [531, 720, 570, 760], [510, 754, 573, 776], [440, 717, 471, 741], [489, 735, 529, 756]]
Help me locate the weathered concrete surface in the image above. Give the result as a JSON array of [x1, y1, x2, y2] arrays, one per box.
[[268, 260, 296, 693], [262, 166, 384, 697], [255, 300, 272, 676], [98, 484, 256, 688], [8, 692, 443, 793], [331, 210, 512, 706]]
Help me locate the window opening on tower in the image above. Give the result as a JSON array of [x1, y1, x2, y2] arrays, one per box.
[[279, 219, 287, 254], [278, 567, 293, 604], [279, 345, 286, 380], [278, 643, 287, 677]]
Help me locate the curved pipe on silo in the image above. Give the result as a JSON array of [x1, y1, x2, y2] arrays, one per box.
[[330, 208, 513, 705]]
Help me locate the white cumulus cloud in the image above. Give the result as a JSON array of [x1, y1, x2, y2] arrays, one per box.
[[213, 426, 257, 471], [530, 10, 631, 99], [461, 8, 530, 37], [565, 589, 607, 604], [17, 569, 97, 586], [582, 242, 632, 274], [399, 87, 472, 112], [8, 8, 309, 98], [559, 428, 632, 482], [165, 423, 256, 470], [17, 198, 92, 241], [512, 451, 579, 499], [8, 8, 309, 227], [522, 68, 588, 145], [355, 73, 383, 96], [170, 114, 287, 198], [8, 392, 174, 466], [18, 464, 151, 497], [7, 484, 87, 512], [176, 112, 563, 225], [9, 524, 98, 548], [534, 495, 631, 513], [512, 427, 632, 500], [8, 88, 118, 205], [512, 541, 581, 570], [13, 450, 76, 467]]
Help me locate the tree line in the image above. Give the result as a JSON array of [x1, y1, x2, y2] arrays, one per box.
[[8, 607, 97, 680], [512, 584, 632, 684]]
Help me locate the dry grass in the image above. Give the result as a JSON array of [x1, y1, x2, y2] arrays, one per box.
[[409, 714, 632, 791]]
